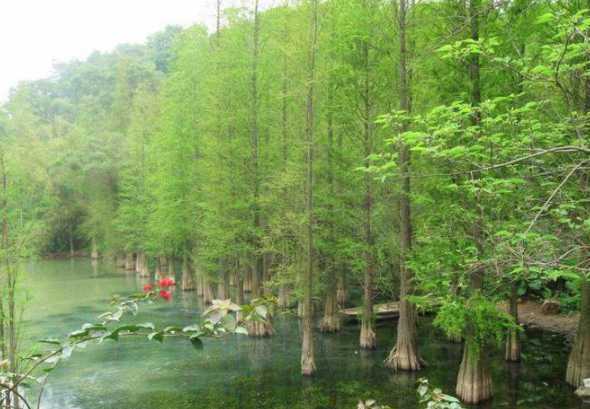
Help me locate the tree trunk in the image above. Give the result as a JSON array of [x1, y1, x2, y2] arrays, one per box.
[[456, 340, 493, 404], [385, 0, 420, 370], [301, 0, 318, 377], [244, 268, 253, 293], [505, 282, 520, 362], [278, 285, 290, 308], [320, 289, 340, 333], [136, 252, 149, 277], [236, 268, 245, 322], [455, 1, 492, 403], [359, 23, 376, 351], [320, 85, 340, 334], [125, 253, 135, 271], [337, 272, 346, 306], [203, 276, 214, 304], [181, 254, 195, 291], [250, 0, 265, 306], [567, 277, 590, 387], [91, 237, 99, 260], [220, 270, 230, 300], [69, 225, 75, 257], [168, 257, 175, 275]]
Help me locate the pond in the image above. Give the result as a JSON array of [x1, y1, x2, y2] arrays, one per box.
[[17, 259, 590, 409]]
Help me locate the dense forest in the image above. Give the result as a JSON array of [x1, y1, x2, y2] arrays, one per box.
[[2, 0, 590, 406]]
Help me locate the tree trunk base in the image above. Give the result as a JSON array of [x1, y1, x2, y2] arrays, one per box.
[[360, 320, 376, 349], [456, 343, 493, 404], [301, 354, 316, 376], [297, 302, 304, 318], [505, 329, 520, 362], [384, 342, 422, 371], [566, 333, 590, 387], [319, 314, 341, 333], [247, 320, 274, 337], [181, 262, 195, 291]]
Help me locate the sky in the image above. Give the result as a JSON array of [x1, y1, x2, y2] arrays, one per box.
[[0, 0, 245, 102]]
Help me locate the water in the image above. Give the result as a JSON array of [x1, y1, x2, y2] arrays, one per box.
[[16, 259, 589, 409]]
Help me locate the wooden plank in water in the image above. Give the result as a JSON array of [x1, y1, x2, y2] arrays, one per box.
[[340, 302, 400, 320]]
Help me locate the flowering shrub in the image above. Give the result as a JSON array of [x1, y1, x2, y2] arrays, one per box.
[[158, 277, 175, 288], [159, 290, 172, 301], [142, 277, 176, 301]]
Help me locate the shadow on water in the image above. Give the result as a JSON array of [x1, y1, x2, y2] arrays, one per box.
[[17, 259, 590, 409]]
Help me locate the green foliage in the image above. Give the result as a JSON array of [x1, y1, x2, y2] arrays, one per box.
[[434, 295, 519, 349], [417, 378, 463, 409]]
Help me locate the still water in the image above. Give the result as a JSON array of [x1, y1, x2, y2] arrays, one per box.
[[17, 259, 588, 409]]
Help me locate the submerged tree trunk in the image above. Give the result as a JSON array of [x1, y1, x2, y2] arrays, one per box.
[[301, 0, 318, 377], [567, 276, 590, 387], [505, 282, 520, 362]]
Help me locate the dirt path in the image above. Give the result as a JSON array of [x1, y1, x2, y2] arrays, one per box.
[[514, 301, 578, 337]]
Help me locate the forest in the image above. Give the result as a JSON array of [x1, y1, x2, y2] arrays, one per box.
[[1, 0, 590, 408]]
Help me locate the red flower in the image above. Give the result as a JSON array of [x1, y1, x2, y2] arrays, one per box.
[[143, 284, 153, 293], [159, 290, 172, 301], [158, 277, 175, 288]]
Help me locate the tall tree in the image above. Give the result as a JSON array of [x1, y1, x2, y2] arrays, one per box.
[[301, 0, 319, 377], [385, 0, 421, 370]]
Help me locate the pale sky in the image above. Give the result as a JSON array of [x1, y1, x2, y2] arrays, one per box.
[[0, 0, 250, 102]]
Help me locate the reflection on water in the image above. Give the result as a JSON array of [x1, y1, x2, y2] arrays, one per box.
[[17, 259, 590, 409]]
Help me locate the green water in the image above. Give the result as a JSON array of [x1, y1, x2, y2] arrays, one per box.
[[17, 259, 589, 409]]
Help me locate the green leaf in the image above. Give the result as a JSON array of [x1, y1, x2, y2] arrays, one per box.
[[148, 332, 164, 343], [189, 335, 203, 349], [221, 314, 237, 331], [164, 326, 183, 334], [102, 331, 119, 342], [183, 324, 201, 333], [255, 305, 268, 319]]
